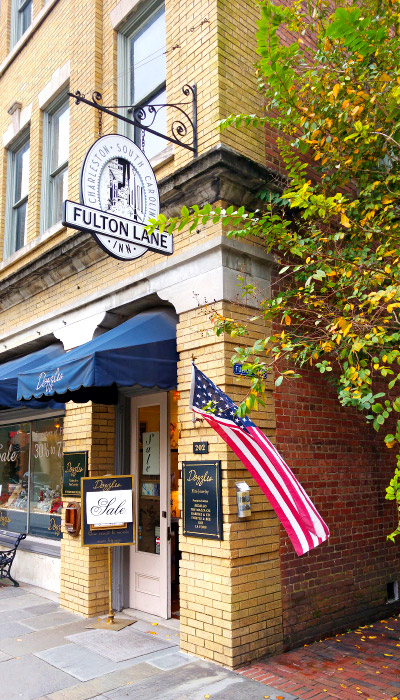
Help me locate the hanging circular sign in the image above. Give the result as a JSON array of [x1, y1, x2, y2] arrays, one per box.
[[62, 135, 172, 261]]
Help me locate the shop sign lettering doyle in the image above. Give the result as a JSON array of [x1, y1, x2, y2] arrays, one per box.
[[81, 475, 134, 547], [62, 134, 171, 262], [182, 461, 222, 540], [62, 451, 88, 497]]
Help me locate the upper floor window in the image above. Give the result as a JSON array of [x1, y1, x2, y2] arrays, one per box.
[[41, 96, 69, 231], [4, 134, 30, 258], [119, 3, 167, 160], [10, 0, 33, 47]]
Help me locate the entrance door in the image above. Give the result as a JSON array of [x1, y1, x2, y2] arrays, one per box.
[[129, 393, 170, 618]]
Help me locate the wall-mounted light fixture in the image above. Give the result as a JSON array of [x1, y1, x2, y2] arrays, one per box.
[[236, 481, 251, 518]]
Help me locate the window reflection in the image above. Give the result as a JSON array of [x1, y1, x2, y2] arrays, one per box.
[[0, 417, 64, 539]]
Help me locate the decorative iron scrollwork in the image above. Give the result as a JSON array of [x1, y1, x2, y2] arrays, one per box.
[[68, 84, 197, 157]]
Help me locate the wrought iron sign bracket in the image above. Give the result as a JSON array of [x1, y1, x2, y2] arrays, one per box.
[[68, 84, 197, 158]]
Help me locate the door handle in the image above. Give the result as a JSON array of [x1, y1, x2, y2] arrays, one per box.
[[167, 526, 171, 541]]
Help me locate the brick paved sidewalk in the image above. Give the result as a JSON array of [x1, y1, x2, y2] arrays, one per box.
[[237, 614, 400, 700]]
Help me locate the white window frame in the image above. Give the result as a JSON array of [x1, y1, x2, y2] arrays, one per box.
[[117, 0, 166, 156], [10, 0, 33, 48], [4, 131, 30, 259], [40, 91, 69, 233]]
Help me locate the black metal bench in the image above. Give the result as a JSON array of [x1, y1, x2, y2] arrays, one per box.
[[0, 533, 26, 587]]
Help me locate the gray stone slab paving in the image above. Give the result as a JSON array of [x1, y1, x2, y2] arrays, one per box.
[[0, 654, 76, 700], [0, 608, 34, 623], [23, 610, 81, 630], [20, 603, 61, 617], [147, 650, 194, 670], [0, 603, 59, 624], [99, 661, 299, 700], [0, 586, 26, 598], [36, 643, 135, 681], [45, 662, 162, 700], [0, 619, 90, 656], [0, 620, 32, 640], [0, 650, 12, 662], [132, 619, 180, 644], [0, 593, 45, 612], [66, 626, 175, 662]]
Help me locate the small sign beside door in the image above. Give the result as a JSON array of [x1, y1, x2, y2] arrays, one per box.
[[182, 461, 222, 540], [81, 475, 134, 547], [193, 441, 209, 454], [62, 451, 88, 496]]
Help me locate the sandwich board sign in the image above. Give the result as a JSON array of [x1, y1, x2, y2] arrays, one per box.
[[81, 475, 134, 547]]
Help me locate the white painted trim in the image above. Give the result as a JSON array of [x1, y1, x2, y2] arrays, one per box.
[[0, 0, 60, 78], [151, 143, 174, 171], [0, 236, 272, 355], [3, 103, 32, 148], [38, 61, 70, 110], [110, 0, 148, 31]]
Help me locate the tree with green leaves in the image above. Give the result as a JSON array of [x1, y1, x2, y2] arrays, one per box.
[[150, 0, 400, 539]]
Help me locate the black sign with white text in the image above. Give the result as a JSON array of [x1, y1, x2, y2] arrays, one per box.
[[182, 461, 222, 540]]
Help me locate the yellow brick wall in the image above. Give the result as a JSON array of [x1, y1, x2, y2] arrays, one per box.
[[176, 301, 283, 668], [59, 401, 115, 616]]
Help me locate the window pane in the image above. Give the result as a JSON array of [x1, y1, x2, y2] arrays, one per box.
[[15, 143, 30, 203], [130, 9, 166, 105], [138, 405, 160, 554], [52, 167, 68, 223], [15, 201, 27, 251], [53, 105, 69, 171], [29, 418, 63, 539], [20, 0, 32, 34], [136, 89, 167, 160], [0, 424, 30, 534]]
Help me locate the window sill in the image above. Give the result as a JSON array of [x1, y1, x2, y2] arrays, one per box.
[[0, 531, 61, 558], [0, 0, 60, 78], [0, 220, 66, 273], [150, 144, 174, 172]]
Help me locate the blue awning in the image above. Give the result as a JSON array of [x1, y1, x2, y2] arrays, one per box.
[[17, 309, 178, 405], [0, 344, 65, 410]]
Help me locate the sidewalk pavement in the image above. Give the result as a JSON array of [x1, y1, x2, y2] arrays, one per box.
[[0, 581, 292, 700], [0, 581, 398, 700], [238, 614, 400, 700]]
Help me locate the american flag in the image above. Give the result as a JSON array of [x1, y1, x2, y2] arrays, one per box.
[[189, 363, 329, 556]]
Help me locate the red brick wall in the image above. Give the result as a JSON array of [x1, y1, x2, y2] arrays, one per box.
[[275, 369, 400, 650]]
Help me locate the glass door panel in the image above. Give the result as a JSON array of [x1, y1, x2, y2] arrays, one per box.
[[138, 405, 160, 555]]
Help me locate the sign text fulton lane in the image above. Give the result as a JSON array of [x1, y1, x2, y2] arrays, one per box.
[[63, 201, 172, 257]]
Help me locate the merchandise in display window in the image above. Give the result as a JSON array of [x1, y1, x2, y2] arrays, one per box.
[[0, 417, 64, 539]]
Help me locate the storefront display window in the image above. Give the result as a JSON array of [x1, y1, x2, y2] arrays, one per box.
[[0, 417, 63, 539]]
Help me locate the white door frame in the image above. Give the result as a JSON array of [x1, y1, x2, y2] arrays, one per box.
[[129, 392, 170, 618]]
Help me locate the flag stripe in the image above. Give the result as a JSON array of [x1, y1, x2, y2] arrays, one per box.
[[195, 405, 326, 539], [257, 433, 329, 539], [201, 412, 314, 555], [249, 426, 328, 539], [189, 364, 329, 556]]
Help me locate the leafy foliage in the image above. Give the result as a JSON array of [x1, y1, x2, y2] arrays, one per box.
[[148, 0, 400, 540]]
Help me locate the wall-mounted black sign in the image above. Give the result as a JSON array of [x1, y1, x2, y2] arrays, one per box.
[[63, 452, 88, 497], [193, 441, 209, 454], [182, 461, 222, 540], [81, 475, 134, 547]]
